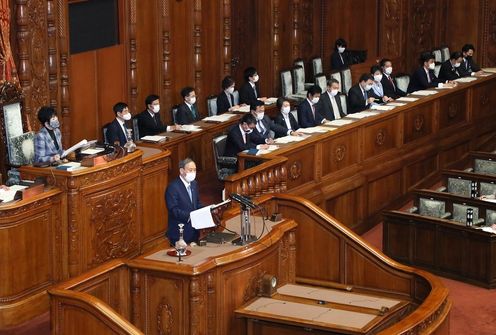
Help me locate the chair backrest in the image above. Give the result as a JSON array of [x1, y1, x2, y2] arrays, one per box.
[[474, 158, 496, 175], [480, 182, 496, 196], [339, 94, 348, 115], [315, 74, 327, 92], [171, 105, 179, 124], [330, 71, 342, 92], [294, 59, 305, 80], [432, 49, 442, 63], [395, 75, 410, 93], [452, 203, 479, 224], [132, 118, 140, 141], [434, 64, 441, 77], [419, 198, 446, 218], [207, 95, 218, 116], [213, 134, 227, 158], [292, 66, 306, 94], [447, 177, 472, 197], [233, 90, 240, 105], [290, 109, 298, 123], [8, 132, 35, 166], [487, 209, 496, 225], [102, 123, 110, 144], [281, 70, 294, 97], [340, 68, 352, 94], [312, 58, 323, 79], [441, 47, 450, 62]]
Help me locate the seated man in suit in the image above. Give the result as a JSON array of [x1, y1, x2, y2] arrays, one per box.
[[460, 43, 483, 77], [347, 73, 376, 114], [380, 58, 406, 99], [331, 38, 350, 71], [297, 85, 326, 127], [250, 100, 292, 142], [439, 51, 463, 82], [216, 76, 243, 114], [165, 158, 203, 245], [136, 94, 179, 137], [106, 102, 132, 146], [176, 87, 201, 124], [34, 106, 64, 164], [273, 97, 301, 133], [224, 113, 269, 157], [407, 52, 456, 93], [370, 65, 394, 103], [319, 78, 346, 120], [239, 67, 267, 106]]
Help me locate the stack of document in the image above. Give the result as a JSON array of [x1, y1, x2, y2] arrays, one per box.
[[411, 90, 438, 96], [387, 102, 407, 107], [263, 97, 278, 105], [202, 114, 237, 122], [256, 145, 280, 155], [482, 68, 496, 73], [455, 77, 478, 83], [56, 162, 85, 171], [0, 185, 28, 202], [81, 147, 105, 155], [370, 105, 396, 111], [299, 126, 334, 134], [180, 125, 202, 132], [325, 119, 355, 126], [140, 135, 167, 143], [231, 105, 250, 113], [396, 97, 419, 102], [274, 135, 308, 144]]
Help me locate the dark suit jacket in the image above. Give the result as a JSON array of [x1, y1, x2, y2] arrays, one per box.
[[239, 82, 260, 106], [165, 177, 203, 244], [251, 115, 288, 141], [407, 67, 442, 93], [176, 102, 200, 125], [331, 51, 349, 71], [273, 112, 299, 132], [381, 74, 406, 99], [224, 125, 258, 157], [319, 91, 345, 120], [459, 57, 481, 77], [136, 110, 168, 137], [106, 118, 127, 146], [216, 91, 235, 114], [439, 60, 461, 82], [297, 99, 324, 128], [347, 84, 370, 114]]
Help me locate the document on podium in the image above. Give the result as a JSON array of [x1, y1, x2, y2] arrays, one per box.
[[190, 206, 216, 229]]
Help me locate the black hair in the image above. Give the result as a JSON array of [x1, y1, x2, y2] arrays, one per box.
[[145, 94, 160, 107], [221, 76, 235, 90], [450, 51, 463, 60], [420, 51, 435, 63], [240, 113, 257, 125], [306, 85, 322, 97], [276, 97, 290, 109], [359, 73, 373, 82], [379, 58, 392, 68], [250, 100, 264, 111], [37, 106, 57, 124], [335, 38, 347, 50], [244, 67, 257, 81], [327, 78, 340, 86], [462, 44, 475, 53], [370, 65, 382, 74], [180, 86, 195, 99], [113, 102, 128, 115]]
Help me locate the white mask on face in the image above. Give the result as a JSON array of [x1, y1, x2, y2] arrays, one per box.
[[337, 47, 345, 53], [252, 75, 259, 83], [365, 84, 373, 91], [188, 97, 197, 105], [281, 106, 290, 114], [226, 86, 235, 94], [384, 67, 393, 75], [454, 62, 461, 68], [330, 89, 339, 97], [185, 171, 196, 183], [121, 113, 131, 121], [428, 62, 436, 70], [256, 112, 264, 120], [152, 105, 160, 113], [244, 128, 253, 134], [311, 97, 320, 104], [374, 74, 383, 82]]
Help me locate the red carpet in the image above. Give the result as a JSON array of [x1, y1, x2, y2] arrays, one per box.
[[362, 223, 496, 334]]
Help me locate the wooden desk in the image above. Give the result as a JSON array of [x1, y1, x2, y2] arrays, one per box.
[[0, 188, 63, 328]]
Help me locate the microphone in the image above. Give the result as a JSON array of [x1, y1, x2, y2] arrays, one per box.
[[230, 193, 257, 209]]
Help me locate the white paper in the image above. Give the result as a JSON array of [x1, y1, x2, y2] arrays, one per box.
[[396, 97, 419, 102], [140, 135, 167, 142], [190, 206, 216, 229], [299, 126, 333, 134], [180, 125, 202, 132], [231, 105, 250, 113], [326, 118, 355, 126], [480, 227, 496, 233], [387, 102, 407, 107], [274, 135, 307, 144], [0, 185, 28, 202], [370, 105, 396, 111], [81, 148, 105, 155], [263, 97, 278, 105], [202, 114, 237, 122], [62, 139, 88, 158], [482, 68, 496, 73], [411, 90, 439, 96], [455, 77, 478, 83]]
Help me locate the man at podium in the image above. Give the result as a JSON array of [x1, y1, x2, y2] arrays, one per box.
[[165, 158, 203, 245]]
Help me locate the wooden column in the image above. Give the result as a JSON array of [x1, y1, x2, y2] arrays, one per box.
[[193, 0, 203, 110], [57, 0, 70, 147], [128, 0, 138, 113], [222, 0, 231, 77], [162, 0, 173, 121]]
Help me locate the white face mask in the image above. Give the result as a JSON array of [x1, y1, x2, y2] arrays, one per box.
[[152, 105, 160, 113], [281, 106, 290, 114], [374, 74, 383, 82], [311, 97, 320, 104], [454, 62, 461, 68], [121, 113, 131, 121], [365, 84, 373, 91], [185, 171, 196, 183], [226, 86, 235, 94], [384, 67, 393, 75], [252, 75, 259, 83], [428, 62, 436, 70], [256, 112, 264, 120], [330, 89, 339, 97], [188, 97, 196, 105], [244, 128, 253, 134], [337, 47, 345, 53]]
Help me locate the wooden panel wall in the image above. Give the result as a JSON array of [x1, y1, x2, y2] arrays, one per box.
[[11, 0, 496, 146]]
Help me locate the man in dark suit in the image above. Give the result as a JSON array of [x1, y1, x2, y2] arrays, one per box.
[[460, 43, 483, 77], [176, 87, 201, 125], [224, 113, 265, 157], [165, 158, 203, 245], [439, 51, 463, 82], [331, 38, 349, 71], [239, 67, 267, 106], [407, 52, 456, 93], [380, 58, 406, 99], [250, 100, 290, 142], [106, 102, 131, 146], [136, 94, 179, 137], [297, 85, 325, 128], [347, 73, 375, 114], [273, 97, 300, 132], [217, 76, 242, 114], [319, 78, 345, 120]]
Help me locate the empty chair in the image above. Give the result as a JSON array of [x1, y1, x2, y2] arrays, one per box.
[[441, 47, 450, 62], [314, 73, 327, 92], [292, 66, 308, 98], [418, 198, 451, 219], [312, 57, 323, 80], [281, 70, 305, 101], [233, 90, 240, 105], [447, 177, 472, 197], [212, 134, 237, 180], [338, 94, 348, 115], [480, 182, 496, 196], [432, 49, 442, 63], [474, 158, 496, 175], [290, 109, 298, 123], [395, 75, 410, 94], [330, 71, 342, 92], [294, 59, 313, 89], [207, 95, 218, 116], [171, 105, 180, 124], [452, 203, 484, 225], [486, 210, 496, 225], [340, 68, 352, 94], [132, 118, 140, 141], [434, 64, 441, 77]]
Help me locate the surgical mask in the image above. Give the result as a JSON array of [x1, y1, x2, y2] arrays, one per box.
[[49, 119, 59, 129], [122, 113, 131, 121], [330, 89, 339, 97], [244, 128, 253, 134], [188, 97, 196, 104], [185, 171, 196, 183], [311, 97, 320, 104], [281, 106, 290, 114], [428, 62, 435, 70], [454, 62, 461, 68], [384, 67, 393, 75], [256, 112, 264, 120], [152, 105, 160, 113], [226, 86, 235, 94], [252, 75, 259, 83], [374, 74, 383, 82], [365, 84, 373, 91], [337, 47, 345, 53]]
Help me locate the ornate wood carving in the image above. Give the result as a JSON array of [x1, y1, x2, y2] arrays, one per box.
[[482, 0, 496, 67], [162, 0, 172, 117], [193, 0, 202, 114], [131, 269, 141, 327], [189, 277, 205, 334], [242, 270, 267, 303], [335, 144, 346, 162], [448, 103, 458, 119], [381, 0, 402, 58], [375, 128, 387, 146], [206, 272, 216, 334], [289, 161, 302, 180], [156, 297, 173, 335], [222, 0, 232, 76], [291, 0, 300, 60], [46, 1, 58, 110], [272, 0, 280, 96], [128, 0, 138, 113], [299, 0, 313, 58], [407, 0, 436, 70], [57, 0, 70, 147]]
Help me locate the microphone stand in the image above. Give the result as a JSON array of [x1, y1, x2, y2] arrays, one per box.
[[232, 203, 257, 245]]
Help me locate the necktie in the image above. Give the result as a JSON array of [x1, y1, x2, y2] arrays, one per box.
[[311, 104, 315, 119], [253, 85, 258, 98], [257, 120, 266, 134], [153, 114, 157, 125], [427, 70, 431, 83], [388, 75, 395, 89], [228, 93, 233, 107], [187, 185, 193, 203], [363, 89, 368, 101], [191, 105, 197, 119]]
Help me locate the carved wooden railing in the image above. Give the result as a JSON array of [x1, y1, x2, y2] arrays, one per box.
[[223, 156, 287, 198]]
